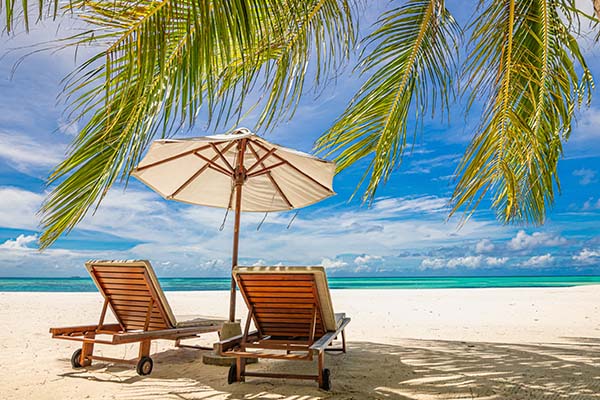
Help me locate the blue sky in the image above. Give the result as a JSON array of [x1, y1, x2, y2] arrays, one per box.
[[0, 2, 599, 277]]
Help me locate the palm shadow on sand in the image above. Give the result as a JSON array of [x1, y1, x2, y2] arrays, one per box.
[[59, 337, 600, 399]]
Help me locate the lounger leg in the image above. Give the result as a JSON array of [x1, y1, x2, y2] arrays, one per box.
[[139, 339, 151, 359], [317, 350, 324, 387], [236, 356, 246, 382], [80, 332, 95, 367], [341, 329, 347, 353]]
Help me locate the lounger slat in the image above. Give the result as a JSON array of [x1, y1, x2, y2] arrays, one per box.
[[91, 266, 148, 274], [109, 294, 153, 302], [239, 275, 314, 281], [114, 309, 164, 319], [243, 287, 314, 293], [249, 297, 315, 304], [93, 272, 145, 279], [254, 307, 315, 314], [255, 313, 320, 320], [102, 284, 150, 292], [246, 293, 314, 298], [105, 289, 152, 297], [96, 277, 147, 285], [113, 300, 148, 312], [241, 281, 314, 287]]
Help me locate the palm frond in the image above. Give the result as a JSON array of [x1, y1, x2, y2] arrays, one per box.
[[451, 0, 593, 225], [39, 0, 355, 248], [315, 0, 460, 201]]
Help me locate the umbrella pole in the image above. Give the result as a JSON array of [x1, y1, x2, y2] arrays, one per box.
[[229, 138, 246, 322], [229, 181, 242, 322]]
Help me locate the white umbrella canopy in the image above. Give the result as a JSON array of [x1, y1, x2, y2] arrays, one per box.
[[132, 129, 335, 211], [131, 128, 336, 321]]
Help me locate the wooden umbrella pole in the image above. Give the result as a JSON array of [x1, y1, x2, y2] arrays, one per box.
[[229, 138, 246, 322]]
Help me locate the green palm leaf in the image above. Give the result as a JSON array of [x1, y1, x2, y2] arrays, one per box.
[[315, 0, 460, 201], [38, 0, 355, 248], [451, 0, 593, 224]]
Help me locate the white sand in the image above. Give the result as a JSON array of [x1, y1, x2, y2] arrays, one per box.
[[1, 286, 599, 399]]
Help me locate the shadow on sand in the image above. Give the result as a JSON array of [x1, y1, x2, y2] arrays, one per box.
[[59, 337, 600, 399]]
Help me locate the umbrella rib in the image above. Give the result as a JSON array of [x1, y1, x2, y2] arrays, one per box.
[[168, 141, 237, 198], [247, 161, 286, 178], [246, 147, 277, 174], [134, 144, 213, 172], [209, 142, 235, 172], [251, 140, 333, 194], [247, 141, 294, 209], [194, 152, 233, 177]]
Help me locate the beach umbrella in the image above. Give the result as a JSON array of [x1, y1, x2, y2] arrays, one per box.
[[132, 128, 335, 322]]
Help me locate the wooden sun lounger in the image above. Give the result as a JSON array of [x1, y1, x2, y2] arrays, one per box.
[[217, 266, 351, 390], [50, 260, 224, 375]]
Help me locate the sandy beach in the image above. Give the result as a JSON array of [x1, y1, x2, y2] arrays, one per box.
[[1, 286, 599, 399]]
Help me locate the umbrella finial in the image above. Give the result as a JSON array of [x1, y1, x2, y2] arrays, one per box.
[[232, 127, 252, 135]]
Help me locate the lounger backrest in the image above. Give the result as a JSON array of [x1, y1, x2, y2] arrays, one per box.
[[233, 266, 337, 338], [85, 260, 177, 331]]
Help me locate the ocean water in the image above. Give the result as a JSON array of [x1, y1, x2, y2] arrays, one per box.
[[0, 276, 599, 292]]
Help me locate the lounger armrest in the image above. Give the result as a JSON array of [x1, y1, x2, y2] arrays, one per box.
[[309, 317, 351, 351], [49, 324, 121, 336], [216, 330, 260, 354]]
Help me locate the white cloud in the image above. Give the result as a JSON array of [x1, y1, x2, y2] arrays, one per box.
[[321, 258, 348, 269], [522, 254, 553, 267], [0, 234, 37, 250], [354, 254, 382, 265], [573, 169, 597, 185], [420, 255, 509, 270], [485, 257, 508, 266], [508, 230, 566, 250], [372, 195, 448, 215], [475, 239, 495, 253], [419, 258, 446, 270], [572, 249, 600, 264], [447, 256, 483, 268], [58, 118, 79, 136], [0, 131, 66, 172], [0, 187, 44, 230]]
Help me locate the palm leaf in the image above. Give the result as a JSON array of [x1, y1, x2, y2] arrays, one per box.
[[38, 0, 355, 248], [315, 0, 460, 201], [451, 0, 593, 225]]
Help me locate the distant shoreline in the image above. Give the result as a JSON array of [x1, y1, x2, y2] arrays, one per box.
[[1, 275, 600, 292]]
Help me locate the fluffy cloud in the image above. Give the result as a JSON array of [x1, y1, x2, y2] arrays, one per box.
[[0, 234, 37, 250], [372, 195, 448, 215], [0, 132, 66, 172], [321, 258, 348, 269], [420, 255, 509, 270], [475, 239, 495, 253], [0, 187, 44, 230], [572, 249, 600, 264], [508, 230, 566, 250], [485, 257, 508, 266], [522, 254, 553, 267], [354, 254, 382, 265], [573, 169, 597, 185]]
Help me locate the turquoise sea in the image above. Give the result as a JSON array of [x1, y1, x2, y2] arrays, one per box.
[[0, 276, 599, 292]]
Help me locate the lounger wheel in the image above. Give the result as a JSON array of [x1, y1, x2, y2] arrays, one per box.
[[227, 363, 237, 384], [136, 356, 153, 376], [70, 349, 83, 368], [320, 368, 331, 391]]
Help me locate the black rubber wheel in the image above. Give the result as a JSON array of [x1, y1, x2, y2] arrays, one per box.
[[227, 363, 237, 384], [70, 349, 83, 368], [320, 368, 331, 391], [136, 356, 153, 376]]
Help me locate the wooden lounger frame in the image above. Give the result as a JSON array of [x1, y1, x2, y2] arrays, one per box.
[[217, 270, 350, 390], [50, 261, 223, 375]]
